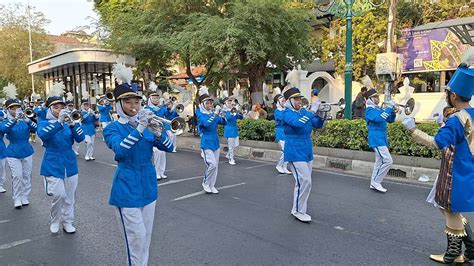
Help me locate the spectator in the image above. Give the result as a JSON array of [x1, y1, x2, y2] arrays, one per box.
[[352, 86, 368, 119]]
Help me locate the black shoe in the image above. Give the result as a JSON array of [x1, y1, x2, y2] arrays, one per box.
[[463, 219, 474, 261]]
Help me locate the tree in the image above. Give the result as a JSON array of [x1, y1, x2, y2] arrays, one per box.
[[0, 3, 53, 99]]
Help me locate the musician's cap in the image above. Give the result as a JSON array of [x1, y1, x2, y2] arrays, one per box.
[[113, 83, 141, 101], [66, 100, 74, 105], [4, 99, 21, 109], [198, 86, 213, 103], [81, 98, 89, 104], [283, 87, 301, 100], [312, 88, 319, 96], [364, 88, 379, 99], [447, 66, 474, 99], [45, 96, 65, 108], [149, 92, 160, 97]]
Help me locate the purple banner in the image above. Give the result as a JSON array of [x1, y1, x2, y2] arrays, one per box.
[[397, 28, 469, 72]]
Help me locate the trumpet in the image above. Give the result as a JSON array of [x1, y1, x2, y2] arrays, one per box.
[[138, 109, 186, 136], [230, 107, 238, 116], [240, 103, 251, 114], [65, 110, 83, 123], [105, 91, 115, 102], [383, 98, 415, 115], [25, 108, 36, 119]]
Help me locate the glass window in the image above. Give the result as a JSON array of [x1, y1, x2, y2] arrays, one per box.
[[402, 71, 441, 93]]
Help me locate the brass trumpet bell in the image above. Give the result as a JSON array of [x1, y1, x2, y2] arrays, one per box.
[[105, 91, 115, 102], [25, 108, 36, 119], [69, 110, 83, 123]]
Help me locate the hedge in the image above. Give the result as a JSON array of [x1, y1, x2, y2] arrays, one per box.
[[218, 118, 441, 158]]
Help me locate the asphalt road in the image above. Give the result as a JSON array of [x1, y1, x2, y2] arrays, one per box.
[[0, 133, 465, 265]]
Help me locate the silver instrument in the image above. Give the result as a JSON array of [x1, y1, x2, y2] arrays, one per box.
[[25, 108, 36, 119], [105, 91, 115, 102], [64, 110, 83, 123], [230, 107, 238, 116], [175, 104, 184, 113], [382, 97, 415, 115], [139, 109, 186, 136]]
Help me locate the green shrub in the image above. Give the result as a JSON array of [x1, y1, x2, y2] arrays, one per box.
[[218, 119, 275, 142]]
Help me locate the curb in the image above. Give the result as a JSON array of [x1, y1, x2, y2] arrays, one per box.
[[177, 135, 438, 186]]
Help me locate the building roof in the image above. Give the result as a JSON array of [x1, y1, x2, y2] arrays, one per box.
[[46, 34, 83, 45]]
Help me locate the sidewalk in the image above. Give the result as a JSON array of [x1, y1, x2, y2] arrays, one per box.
[[177, 133, 440, 186]]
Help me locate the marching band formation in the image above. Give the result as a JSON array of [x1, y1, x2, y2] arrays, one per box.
[[0, 52, 473, 265]]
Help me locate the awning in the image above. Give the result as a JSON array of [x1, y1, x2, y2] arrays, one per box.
[[412, 17, 474, 46]]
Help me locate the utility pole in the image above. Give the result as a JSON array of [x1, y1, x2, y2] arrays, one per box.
[[27, 0, 35, 96], [343, 0, 354, 120]]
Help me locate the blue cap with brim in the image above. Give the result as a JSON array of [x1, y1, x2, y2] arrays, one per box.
[[448, 66, 474, 99]]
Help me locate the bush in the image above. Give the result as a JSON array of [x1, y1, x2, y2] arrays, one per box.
[[314, 119, 441, 159], [217, 118, 441, 158]]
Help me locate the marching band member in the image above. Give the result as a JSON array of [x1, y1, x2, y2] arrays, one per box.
[[104, 63, 173, 266], [364, 88, 396, 193], [402, 51, 474, 264], [98, 96, 113, 129], [158, 99, 179, 152], [274, 93, 291, 174], [282, 87, 324, 223], [37, 82, 85, 234], [146, 82, 168, 180], [223, 97, 243, 165], [2, 83, 37, 209], [80, 96, 98, 161], [197, 86, 226, 194], [0, 110, 7, 193]]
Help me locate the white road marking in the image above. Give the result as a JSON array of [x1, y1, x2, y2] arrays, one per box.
[[159, 176, 204, 187], [245, 164, 271, 170], [334, 226, 344, 230], [0, 239, 32, 250], [0, 219, 11, 224], [172, 182, 246, 201], [94, 160, 117, 168]]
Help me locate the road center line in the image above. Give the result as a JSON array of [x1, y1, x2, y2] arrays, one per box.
[[245, 164, 271, 170], [0, 219, 11, 224], [0, 239, 32, 250], [159, 176, 204, 187], [172, 182, 246, 201], [93, 160, 117, 168]]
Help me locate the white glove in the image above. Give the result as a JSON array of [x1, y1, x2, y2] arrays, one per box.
[[385, 100, 396, 109], [402, 117, 416, 131], [148, 120, 163, 138], [137, 109, 152, 133], [58, 109, 69, 123], [310, 98, 321, 113], [214, 105, 221, 115], [433, 113, 444, 125], [66, 120, 75, 127]]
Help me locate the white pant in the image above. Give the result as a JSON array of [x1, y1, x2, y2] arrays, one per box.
[[371, 146, 393, 185], [289, 161, 313, 215], [44, 174, 78, 226], [277, 140, 288, 169], [7, 156, 33, 202], [0, 158, 6, 187], [85, 135, 95, 158], [168, 131, 177, 151], [226, 137, 239, 161], [152, 147, 166, 177], [116, 201, 156, 266], [202, 149, 220, 188]]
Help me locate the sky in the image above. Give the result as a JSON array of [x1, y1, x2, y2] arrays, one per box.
[[1, 0, 98, 35]]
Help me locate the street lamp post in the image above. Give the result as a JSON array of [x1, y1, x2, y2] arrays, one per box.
[[316, 0, 384, 120]]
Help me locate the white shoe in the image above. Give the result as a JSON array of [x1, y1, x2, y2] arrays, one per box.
[[157, 176, 162, 180], [370, 183, 387, 193], [210, 187, 219, 194], [292, 212, 312, 222], [172, 149, 177, 153], [161, 175, 168, 179], [283, 168, 292, 174], [202, 184, 212, 193], [14, 200, 22, 209], [0, 186, 6, 193], [63, 223, 76, 234], [85, 156, 90, 161], [50, 223, 60, 234], [90, 157, 95, 160], [21, 198, 30, 206], [229, 160, 236, 165], [276, 165, 286, 174]]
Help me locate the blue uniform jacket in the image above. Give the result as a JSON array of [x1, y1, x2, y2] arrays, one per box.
[[38, 121, 85, 179], [198, 112, 226, 150], [34, 106, 47, 121], [3, 119, 36, 159], [0, 121, 9, 159], [104, 120, 174, 208], [98, 104, 112, 122], [434, 108, 474, 212], [274, 109, 285, 142], [282, 109, 324, 162], [365, 106, 396, 148], [224, 111, 243, 138], [81, 111, 97, 136]]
